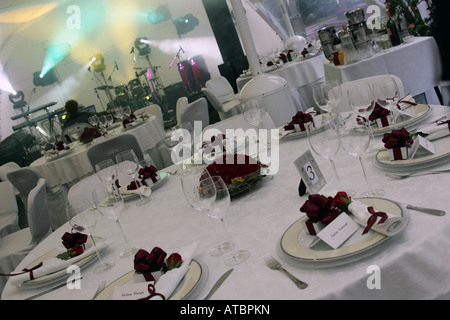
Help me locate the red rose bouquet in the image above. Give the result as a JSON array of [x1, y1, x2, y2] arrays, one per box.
[[79, 127, 101, 143]]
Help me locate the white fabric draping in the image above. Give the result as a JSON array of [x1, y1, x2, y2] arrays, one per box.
[[2, 106, 450, 300]]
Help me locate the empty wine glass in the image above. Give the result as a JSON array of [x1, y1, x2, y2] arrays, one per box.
[[337, 113, 384, 197], [66, 200, 115, 273], [122, 106, 131, 119], [112, 107, 124, 121], [347, 83, 377, 148], [115, 149, 150, 206], [88, 115, 98, 128], [98, 115, 107, 131], [242, 98, 266, 143], [180, 168, 213, 212], [92, 187, 139, 258], [95, 159, 118, 192], [307, 115, 341, 184], [208, 176, 250, 266], [105, 114, 114, 128]]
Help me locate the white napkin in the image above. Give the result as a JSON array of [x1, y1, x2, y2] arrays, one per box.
[[10, 240, 109, 286], [416, 121, 450, 141], [151, 240, 200, 300], [348, 200, 404, 236], [119, 184, 152, 197], [396, 95, 416, 110]]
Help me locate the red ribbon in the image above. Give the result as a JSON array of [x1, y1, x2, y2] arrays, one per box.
[[392, 147, 405, 160], [396, 100, 417, 109], [436, 120, 450, 131], [0, 262, 43, 280], [369, 103, 390, 122], [382, 128, 413, 149], [284, 111, 314, 131], [134, 248, 167, 281], [363, 207, 388, 235], [138, 283, 165, 300]]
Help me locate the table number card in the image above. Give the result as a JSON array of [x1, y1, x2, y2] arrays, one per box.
[[294, 150, 326, 195]]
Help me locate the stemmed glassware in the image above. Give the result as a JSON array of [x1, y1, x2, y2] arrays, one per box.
[[372, 79, 400, 128], [66, 200, 115, 273], [307, 116, 341, 184], [242, 98, 267, 143], [105, 114, 114, 129], [347, 83, 377, 148], [113, 107, 124, 122], [115, 149, 151, 206], [122, 106, 132, 119], [313, 80, 342, 114], [92, 187, 139, 258], [88, 115, 99, 129], [207, 176, 250, 266], [95, 159, 118, 193], [97, 115, 107, 131], [337, 113, 384, 197]]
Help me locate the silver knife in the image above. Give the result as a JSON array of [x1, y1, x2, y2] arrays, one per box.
[[203, 268, 233, 300], [406, 205, 446, 216]]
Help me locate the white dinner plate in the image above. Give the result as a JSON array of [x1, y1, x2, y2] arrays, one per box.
[[121, 172, 170, 202], [280, 198, 408, 267], [280, 113, 336, 140], [358, 104, 431, 136], [94, 259, 206, 300], [374, 133, 450, 172], [19, 237, 102, 289]]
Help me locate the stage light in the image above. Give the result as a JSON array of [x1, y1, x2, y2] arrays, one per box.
[[173, 14, 199, 36], [40, 43, 71, 78], [134, 37, 151, 56], [147, 4, 171, 25], [8, 90, 26, 110], [33, 69, 58, 87], [89, 53, 106, 72]]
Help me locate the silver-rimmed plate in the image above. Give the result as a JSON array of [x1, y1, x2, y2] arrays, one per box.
[[280, 113, 336, 140]]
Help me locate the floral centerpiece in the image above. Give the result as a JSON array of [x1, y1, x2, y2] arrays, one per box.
[[79, 127, 101, 144], [205, 153, 264, 196], [382, 127, 414, 160], [283, 111, 315, 132], [133, 247, 182, 282]]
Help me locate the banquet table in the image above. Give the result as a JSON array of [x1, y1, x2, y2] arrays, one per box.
[[324, 37, 443, 104], [2, 105, 450, 300], [30, 115, 166, 188], [237, 53, 328, 111]]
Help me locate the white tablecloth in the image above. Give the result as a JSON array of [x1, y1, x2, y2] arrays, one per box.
[[324, 37, 442, 102], [3, 106, 450, 300], [237, 53, 328, 111], [30, 116, 165, 188]]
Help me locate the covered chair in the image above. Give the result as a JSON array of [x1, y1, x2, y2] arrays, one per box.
[[61, 123, 94, 144], [337, 74, 404, 112], [7, 167, 67, 231], [0, 181, 20, 238], [203, 113, 275, 133], [180, 97, 210, 131], [205, 76, 239, 102], [0, 178, 51, 293], [175, 97, 189, 125], [134, 104, 164, 129], [201, 88, 241, 121], [86, 133, 144, 167]]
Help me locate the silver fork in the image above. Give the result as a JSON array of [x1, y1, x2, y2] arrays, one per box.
[[263, 252, 308, 289]]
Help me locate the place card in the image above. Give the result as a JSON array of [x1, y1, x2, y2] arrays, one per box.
[[112, 282, 153, 300], [294, 150, 326, 195], [410, 135, 436, 158], [316, 213, 360, 249]]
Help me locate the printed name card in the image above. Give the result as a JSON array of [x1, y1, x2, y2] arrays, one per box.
[[112, 282, 155, 300], [410, 135, 436, 158], [316, 213, 360, 249]]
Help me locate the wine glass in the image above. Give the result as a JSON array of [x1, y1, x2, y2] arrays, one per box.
[[115, 149, 151, 206], [307, 115, 341, 184], [92, 187, 139, 258], [112, 107, 124, 121], [95, 159, 118, 192], [347, 83, 377, 148], [105, 114, 114, 128], [88, 115, 98, 129], [207, 176, 250, 266], [180, 168, 213, 212], [242, 98, 266, 144], [122, 106, 131, 119], [337, 113, 384, 197], [97, 115, 107, 131], [66, 200, 115, 273]]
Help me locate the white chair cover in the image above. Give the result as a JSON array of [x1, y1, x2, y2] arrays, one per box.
[[0, 181, 19, 238], [134, 104, 164, 129], [0, 178, 51, 293], [180, 97, 210, 131], [201, 88, 241, 120], [203, 113, 275, 133], [175, 97, 189, 125], [205, 76, 239, 102], [7, 167, 67, 231], [337, 74, 404, 112]]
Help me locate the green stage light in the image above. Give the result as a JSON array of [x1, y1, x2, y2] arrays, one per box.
[[40, 43, 71, 78]]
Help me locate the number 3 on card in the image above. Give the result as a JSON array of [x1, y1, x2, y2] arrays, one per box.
[[294, 150, 326, 194]]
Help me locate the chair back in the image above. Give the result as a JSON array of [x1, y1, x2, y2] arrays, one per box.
[[134, 104, 164, 129], [180, 97, 209, 131], [338, 74, 404, 112], [7, 167, 42, 200], [205, 76, 235, 100], [86, 134, 144, 167], [27, 178, 50, 245], [61, 123, 94, 144], [201, 88, 224, 113], [203, 113, 275, 134], [176, 97, 189, 125]]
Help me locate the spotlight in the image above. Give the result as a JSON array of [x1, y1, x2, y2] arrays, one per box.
[[173, 14, 199, 35], [8, 90, 27, 110], [147, 4, 171, 25], [33, 69, 58, 87], [134, 37, 151, 56], [89, 53, 106, 72]]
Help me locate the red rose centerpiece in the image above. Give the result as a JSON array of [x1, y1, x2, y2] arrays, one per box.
[[382, 127, 414, 160], [283, 111, 314, 132], [205, 154, 263, 196]]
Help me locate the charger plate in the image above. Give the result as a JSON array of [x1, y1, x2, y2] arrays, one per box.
[[280, 198, 408, 267], [280, 113, 336, 140], [18, 237, 102, 289], [95, 259, 206, 300]]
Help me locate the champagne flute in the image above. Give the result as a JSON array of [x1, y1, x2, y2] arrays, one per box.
[[208, 176, 250, 266], [66, 200, 115, 273], [92, 187, 139, 258], [347, 83, 377, 149], [337, 113, 384, 197], [307, 115, 341, 184], [115, 149, 151, 206]]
